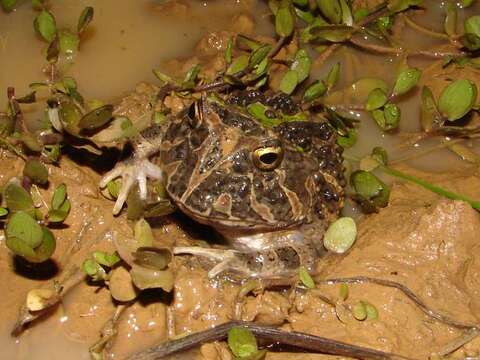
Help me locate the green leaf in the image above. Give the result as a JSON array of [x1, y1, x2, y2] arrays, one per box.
[[383, 103, 401, 130], [23, 159, 49, 185], [316, 0, 342, 24], [311, 25, 354, 42], [366, 88, 388, 111], [353, 8, 369, 22], [337, 128, 357, 148], [83, 258, 101, 276], [299, 266, 315, 289], [444, 1, 457, 37], [4, 183, 34, 214], [228, 327, 258, 358], [339, 0, 353, 26], [249, 45, 272, 69], [345, 78, 388, 103], [130, 265, 173, 292], [77, 6, 94, 34], [438, 79, 477, 121], [51, 183, 67, 210], [6, 211, 43, 249], [460, 0, 475, 7], [376, 16, 393, 32], [326, 62, 341, 90], [6, 224, 55, 263], [303, 80, 327, 102], [1, 0, 16, 12], [31, 0, 45, 11], [78, 104, 114, 130], [392, 68, 421, 96], [34, 10, 57, 43], [371, 104, 400, 131], [465, 15, 480, 37], [47, 198, 70, 222], [182, 64, 201, 88], [275, 2, 295, 37], [291, 49, 311, 83], [421, 86, 443, 132], [387, 0, 423, 14], [352, 301, 367, 320], [279, 70, 299, 95], [132, 247, 172, 270], [350, 170, 390, 211], [58, 29, 79, 56], [93, 251, 121, 267], [33, 227, 56, 263], [134, 218, 154, 248], [247, 102, 280, 127], [363, 301, 379, 320], [294, 7, 315, 24], [107, 179, 121, 199], [323, 217, 357, 254], [351, 171, 382, 198], [226, 54, 249, 76], [225, 37, 233, 64], [0, 207, 8, 217], [460, 32, 480, 51], [339, 283, 349, 300], [152, 70, 177, 86], [371, 147, 388, 165], [236, 35, 262, 51]]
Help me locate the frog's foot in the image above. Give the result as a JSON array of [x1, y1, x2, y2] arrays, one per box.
[[100, 159, 163, 215], [173, 247, 245, 278]]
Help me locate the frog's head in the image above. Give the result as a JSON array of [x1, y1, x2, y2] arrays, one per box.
[[160, 93, 345, 233]]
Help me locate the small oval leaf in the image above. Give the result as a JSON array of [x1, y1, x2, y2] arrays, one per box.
[[78, 104, 114, 130], [438, 79, 477, 121], [392, 67, 421, 96]]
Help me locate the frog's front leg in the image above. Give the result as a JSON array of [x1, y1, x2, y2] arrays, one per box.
[[100, 124, 164, 215], [174, 230, 317, 279]]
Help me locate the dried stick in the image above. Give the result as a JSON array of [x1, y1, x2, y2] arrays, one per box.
[[318, 277, 479, 330], [125, 320, 413, 360]]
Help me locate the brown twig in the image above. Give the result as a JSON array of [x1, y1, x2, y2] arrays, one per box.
[[89, 304, 129, 359], [402, 15, 450, 40], [318, 277, 479, 330], [349, 37, 465, 59], [435, 328, 480, 357], [125, 320, 413, 360], [11, 266, 85, 336]]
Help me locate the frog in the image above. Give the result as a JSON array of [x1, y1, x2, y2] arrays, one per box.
[[100, 89, 345, 279]]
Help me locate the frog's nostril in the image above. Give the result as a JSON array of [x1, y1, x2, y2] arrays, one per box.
[[253, 146, 284, 170]]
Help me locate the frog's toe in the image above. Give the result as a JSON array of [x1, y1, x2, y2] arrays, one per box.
[[100, 159, 164, 215]]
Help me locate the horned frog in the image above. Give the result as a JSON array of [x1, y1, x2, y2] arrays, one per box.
[[101, 89, 345, 279]]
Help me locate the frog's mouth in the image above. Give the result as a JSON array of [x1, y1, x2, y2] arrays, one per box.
[[175, 200, 306, 233]]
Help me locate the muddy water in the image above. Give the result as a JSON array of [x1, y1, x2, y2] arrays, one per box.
[[1, 0, 480, 359], [0, 1, 270, 359]]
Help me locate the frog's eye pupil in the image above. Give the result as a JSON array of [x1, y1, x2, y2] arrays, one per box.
[[260, 152, 278, 164], [253, 146, 284, 171]]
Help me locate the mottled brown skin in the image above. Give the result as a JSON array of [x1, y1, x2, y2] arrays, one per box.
[[160, 93, 344, 230], [103, 91, 345, 278]]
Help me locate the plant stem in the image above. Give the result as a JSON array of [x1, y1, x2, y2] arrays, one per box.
[[380, 165, 480, 210]]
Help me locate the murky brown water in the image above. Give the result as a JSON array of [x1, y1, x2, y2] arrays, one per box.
[[1, 0, 480, 359]]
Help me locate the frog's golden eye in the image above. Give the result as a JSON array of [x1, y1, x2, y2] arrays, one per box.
[[252, 146, 284, 171]]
